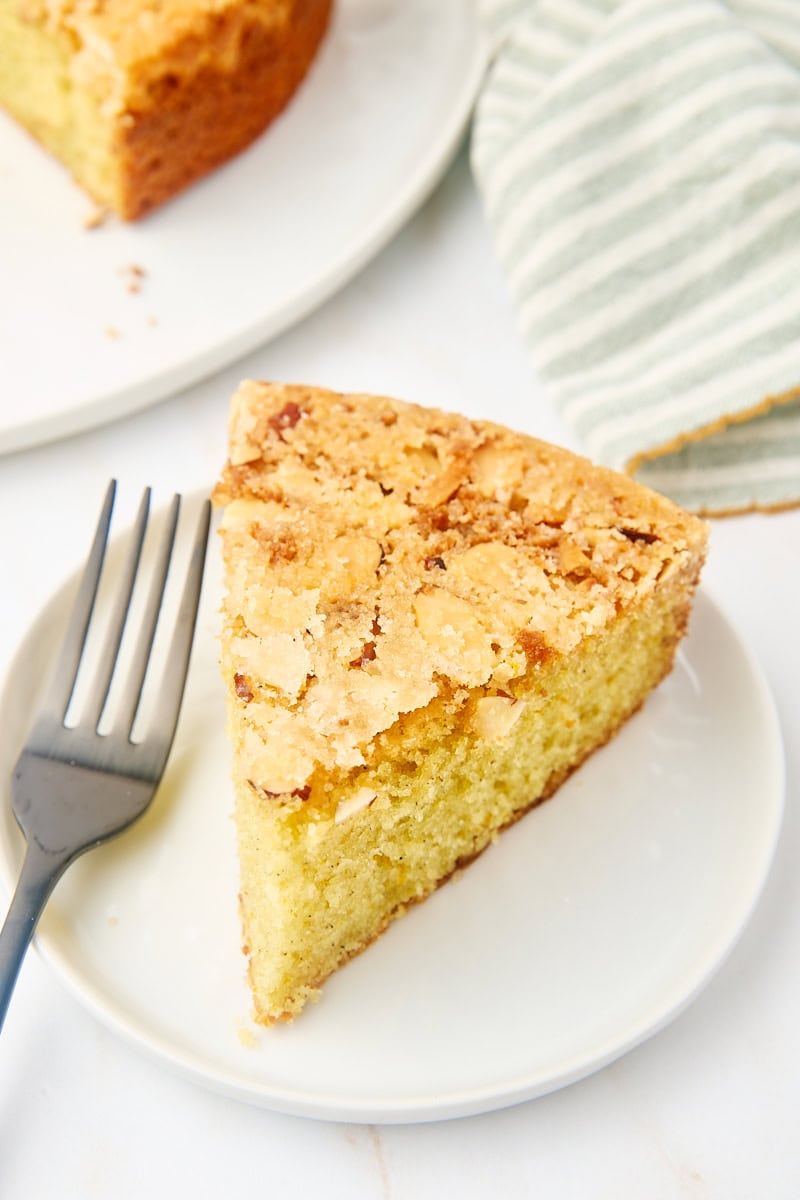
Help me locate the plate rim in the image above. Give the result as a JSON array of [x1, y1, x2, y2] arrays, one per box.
[[0, 534, 785, 1123]]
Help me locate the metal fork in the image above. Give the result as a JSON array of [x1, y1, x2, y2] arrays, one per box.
[[0, 481, 210, 1033]]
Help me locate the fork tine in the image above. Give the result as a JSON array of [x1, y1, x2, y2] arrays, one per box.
[[138, 499, 211, 765], [141, 499, 211, 756], [41, 480, 117, 725], [81, 487, 151, 731], [113, 493, 181, 739]]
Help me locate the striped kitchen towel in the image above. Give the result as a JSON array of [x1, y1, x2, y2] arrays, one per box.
[[471, 0, 800, 514]]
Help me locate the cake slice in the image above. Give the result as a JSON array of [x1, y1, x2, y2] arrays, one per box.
[[213, 382, 708, 1024], [0, 0, 332, 220]]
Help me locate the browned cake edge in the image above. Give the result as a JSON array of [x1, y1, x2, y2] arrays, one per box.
[[116, 0, 332, 219]]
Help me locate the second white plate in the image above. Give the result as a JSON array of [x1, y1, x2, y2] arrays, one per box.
[[0, 0, 485, 453], [0, 499, 784, 1123]]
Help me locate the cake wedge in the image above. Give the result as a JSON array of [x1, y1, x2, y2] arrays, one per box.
[[212, 382, 708, 1024], [0, 0, 332, 220]]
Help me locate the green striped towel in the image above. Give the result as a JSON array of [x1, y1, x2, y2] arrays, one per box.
[[471, 0, 800, 514]]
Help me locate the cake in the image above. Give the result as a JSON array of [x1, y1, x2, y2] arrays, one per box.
[[212, 381, 708, 1024], [0, 0, 333, 219]]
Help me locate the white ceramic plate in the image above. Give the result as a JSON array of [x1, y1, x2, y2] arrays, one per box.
[[0, 498, 784, 1123], [0, 1, 485, 454]]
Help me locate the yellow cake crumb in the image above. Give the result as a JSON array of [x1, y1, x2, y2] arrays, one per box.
[[235, 1021, 257, 1048]]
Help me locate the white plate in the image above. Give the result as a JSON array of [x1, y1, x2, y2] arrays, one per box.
[[0, 1, 485, 454], [0, 498, 784, 1124]]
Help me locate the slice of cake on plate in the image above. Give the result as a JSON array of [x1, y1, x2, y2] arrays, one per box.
[[0, 0, 332, 219], [212, 382, 708, 1024]]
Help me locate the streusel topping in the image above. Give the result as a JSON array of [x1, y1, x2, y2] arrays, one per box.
[[213, 382, 707, 793]]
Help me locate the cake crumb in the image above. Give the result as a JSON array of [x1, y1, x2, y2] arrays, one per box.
[[119, 263, 147, 294], [105, 325, 120, 340], [236, 1021, 257, 1048], [82, 203, 109, 230]]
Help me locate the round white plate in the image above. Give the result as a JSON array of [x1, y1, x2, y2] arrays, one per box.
[[0, 1, 485, 455], [0, 499, 784, 1123]]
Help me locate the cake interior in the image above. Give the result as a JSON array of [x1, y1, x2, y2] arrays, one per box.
[[233, 578, 692, 1023], [0, 0, 117, 208]]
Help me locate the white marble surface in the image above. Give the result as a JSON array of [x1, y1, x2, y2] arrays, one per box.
[[1, 150, 798, 1198]]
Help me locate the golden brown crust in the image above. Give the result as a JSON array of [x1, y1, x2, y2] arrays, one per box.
[[213, 381, 709, 799]]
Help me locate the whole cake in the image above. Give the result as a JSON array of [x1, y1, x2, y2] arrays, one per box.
[[0, 0, 333, 219], [213, 382, 708, 1024]]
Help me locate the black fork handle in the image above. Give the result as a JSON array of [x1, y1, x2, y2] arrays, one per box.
[[0, 842, 72, 1033]]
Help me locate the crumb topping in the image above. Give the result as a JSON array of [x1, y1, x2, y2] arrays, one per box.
[[213, 382, 708, 795]]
